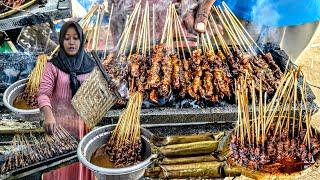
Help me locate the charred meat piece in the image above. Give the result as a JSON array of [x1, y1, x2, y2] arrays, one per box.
[[203, 71, 214, 98], [263, 53, 283, 79], [146, 45, 163, 89], [171, 54, 181, 90], [160, 55, 173, 97], [150, 89, 159, 104]]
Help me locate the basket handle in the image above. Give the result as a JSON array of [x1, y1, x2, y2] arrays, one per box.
[[91, 51, 121, 99]]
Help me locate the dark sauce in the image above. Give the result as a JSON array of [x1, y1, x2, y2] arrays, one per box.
[[90, 144, 115, 168]]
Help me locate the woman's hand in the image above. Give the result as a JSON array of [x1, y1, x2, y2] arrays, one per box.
[[41, 106, 56, 135]]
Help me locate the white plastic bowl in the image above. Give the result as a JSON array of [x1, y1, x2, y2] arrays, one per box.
[[3, 78, 42, 121]]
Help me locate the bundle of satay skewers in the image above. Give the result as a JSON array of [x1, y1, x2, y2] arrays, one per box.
[[17, 54, 48, 109], [229, 67, 320, 173], [101, 2, 284, 108], [106, 92, 143, 167], [0, 126, 78, 173]]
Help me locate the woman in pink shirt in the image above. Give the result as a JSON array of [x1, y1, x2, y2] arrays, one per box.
[[38, 21, 95, 180]]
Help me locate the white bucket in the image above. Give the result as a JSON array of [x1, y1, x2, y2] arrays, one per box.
[[3, 78, 42, 121]]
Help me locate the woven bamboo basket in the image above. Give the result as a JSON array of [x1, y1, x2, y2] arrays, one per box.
[[71, 67, 119, 129], [72, 51, 120, 128]]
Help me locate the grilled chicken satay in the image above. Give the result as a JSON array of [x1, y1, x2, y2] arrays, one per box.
[[179, 59, 187, 97], [203, 71, 214, 98], [136, 56, 147, 93], [150, 89, 159, 104], [213, 52, 233, 99], [171, 54, 181, 90], [128, 54, 141, 78], [160, 55, 173, 97], [263, 53, 283, 79], [184, 58, 199, 100], [147, 45, 163, 89], [191, 49, 204, 98]]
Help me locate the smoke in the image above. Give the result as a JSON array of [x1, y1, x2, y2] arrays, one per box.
[[250, 0, 281, 44]]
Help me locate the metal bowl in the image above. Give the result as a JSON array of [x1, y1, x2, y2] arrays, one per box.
[[2, 78, 41, 121], [77, 125, 156, 180]]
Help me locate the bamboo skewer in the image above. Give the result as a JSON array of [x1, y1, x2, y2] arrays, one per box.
[[217, 6, 245, 53], [104, 3, 114, 59], [222, 2, 264, 55], [213, 7, 237, 51], [153, 4, 156, 49], [172, 6, 191, 55], [220, 7, 255, 55]]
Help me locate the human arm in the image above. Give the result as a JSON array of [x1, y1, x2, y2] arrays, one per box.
[[38, 62, 57, 135]]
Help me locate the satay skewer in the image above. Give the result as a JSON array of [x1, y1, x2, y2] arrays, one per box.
[[209, 13, 230, 54], [217, 6, 246, 53], [160, 6, 170, 44], [172, 5, 191, 55], [103, 3, 114, 59], [213, 6, 237, 51], [221, 5, 256, 55], [207, 21, 220, 51], [129, 4, 142, 56], [222, 2, 264, 55], [152, 4, 155, 49]]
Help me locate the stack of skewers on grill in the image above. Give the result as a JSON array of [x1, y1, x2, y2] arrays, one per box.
[[0, 126, 78, 173], [102, 2, 284, 108]]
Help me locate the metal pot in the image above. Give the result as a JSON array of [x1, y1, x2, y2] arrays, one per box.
[[2, 78, 42, 121], [77, 125, 156, 180]]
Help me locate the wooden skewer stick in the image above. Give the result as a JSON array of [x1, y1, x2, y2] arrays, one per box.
[[160, 6, 170, 44], [153, 4, 156, 49], [92, 5, 101, 50], [173, 6, 181, 59], [138, 6, 146, 55], [207, 21, 219, 51], [209, 13, 230, 54], [104, 3, 114, 59], [217, 6, 245, 53], [220, 6, 254, 55], [117, 2, 141, 56], [130, 4, 142, 56], [147, 2, 151, 56], [205, 30, 214, 51], [213, 6, 237, 50], [96, 5, 105, 51], [174, 10, 186, 62], [222, 2, 264, 55], [172, 6, 191, 55]]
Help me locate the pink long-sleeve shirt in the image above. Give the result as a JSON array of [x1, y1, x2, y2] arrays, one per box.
[[38, 62, 90, 139]]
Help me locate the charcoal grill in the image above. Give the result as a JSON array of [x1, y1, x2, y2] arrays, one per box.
[[0, 0, 71, 31], [98, 43, 319, 126]]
